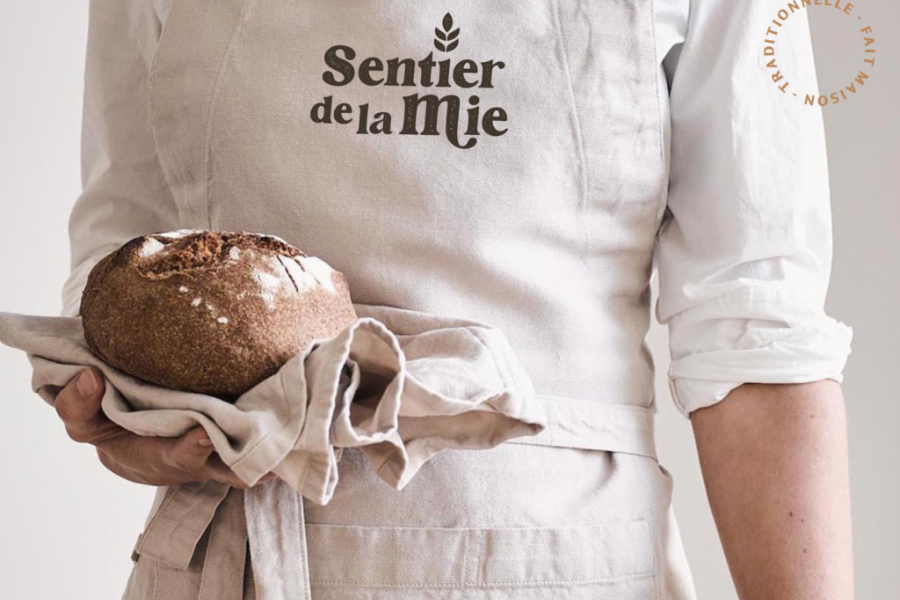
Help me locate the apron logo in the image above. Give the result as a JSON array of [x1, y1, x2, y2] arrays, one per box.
[[311, 12, 508, 150], [434, 12, 460, 53]]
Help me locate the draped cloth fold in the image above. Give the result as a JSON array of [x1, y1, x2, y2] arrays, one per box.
[[0, 303, 550, 599]]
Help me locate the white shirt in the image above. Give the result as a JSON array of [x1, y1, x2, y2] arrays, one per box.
[[63, 0, 853, 418]]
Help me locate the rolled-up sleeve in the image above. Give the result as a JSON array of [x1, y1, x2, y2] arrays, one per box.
[[62, 0, 180, 318], [655, 0, 853, 418]]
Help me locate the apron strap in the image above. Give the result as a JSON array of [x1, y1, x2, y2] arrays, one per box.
[[506, 394, 658, 459], [198, 486, 248, 600], [132, 480, 310, 600], [244, 480, 313, 600], [132, 480, 231, 569]]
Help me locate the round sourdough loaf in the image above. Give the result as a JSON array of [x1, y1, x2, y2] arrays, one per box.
[[80, 230, 358, 401]]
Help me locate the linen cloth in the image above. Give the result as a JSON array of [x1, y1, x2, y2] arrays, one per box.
[[64, 0, 853, 420], [0, 303, 547, 498], [1, 302, 674, 598], [0, 302, 554, 599]]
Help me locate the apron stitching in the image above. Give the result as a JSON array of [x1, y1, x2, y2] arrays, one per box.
[[197, 536, 212, 599], [151, 556, 159, 600], [648, 0, 667, 222], [146, 0, 186, 226], [296, 486, 313, 600], [308, 570, 656, 589], [647, 517, 664, 600], [299, 453, 315, 492], [198, 497, 227, 600], [476, 528, 485, 586], [236, 535, 248, 600], [460, 530, 470, 584], [304, 521, 647, 532]]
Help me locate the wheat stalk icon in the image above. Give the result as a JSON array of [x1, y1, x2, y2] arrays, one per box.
[[434, 12, 460, 52]]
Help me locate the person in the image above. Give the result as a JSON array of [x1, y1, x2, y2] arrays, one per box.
[[51, 0, 855, 598]]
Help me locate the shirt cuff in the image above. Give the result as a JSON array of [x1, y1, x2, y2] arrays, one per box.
[[667, 315, 854, 418]]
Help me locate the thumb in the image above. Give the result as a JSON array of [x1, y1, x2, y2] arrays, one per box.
[[56, 368, 110, 438]]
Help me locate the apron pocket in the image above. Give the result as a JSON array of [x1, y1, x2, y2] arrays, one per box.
[[306, 518, 657, 596]]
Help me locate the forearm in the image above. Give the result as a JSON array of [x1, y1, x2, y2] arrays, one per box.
[[690, 380, 854, 600]]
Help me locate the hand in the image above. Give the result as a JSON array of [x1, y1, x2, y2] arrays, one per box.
[[54, 367, 278, 489]]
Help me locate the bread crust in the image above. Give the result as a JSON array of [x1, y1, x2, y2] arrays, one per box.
[[80, 230, 358, 401]]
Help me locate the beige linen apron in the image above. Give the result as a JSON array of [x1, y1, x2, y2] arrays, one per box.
[[123, 0, 697, 597]]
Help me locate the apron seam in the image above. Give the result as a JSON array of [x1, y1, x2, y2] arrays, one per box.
[[303, 519, 649, 532], [201, 0, 258, 229], [550, 0, 591, 259], [460, 529, 471, 585], [476, 528, 485, 585], [151, 556, 160, 600], [308, 570, 656, 589], [197, 552, 211, 598], [146, 0, 185, 227], [295, 487, 313, 600], [649, 0, 666, 195], [648, 515, 664, 600]]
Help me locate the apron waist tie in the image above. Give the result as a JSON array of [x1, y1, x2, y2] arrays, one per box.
[[244, 477, 313, 600], [132, 395, 657, 600]]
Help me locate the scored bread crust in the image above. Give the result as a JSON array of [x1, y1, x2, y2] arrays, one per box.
[[80, 230, 358, 401]]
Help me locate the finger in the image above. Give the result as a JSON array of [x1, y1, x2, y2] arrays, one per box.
[[55, 369, 103, 423], [169, 428, 251, 488], [166, 426, 218, 475], [56, 369, 119, 444], [97, 442, 198, 487], [97, 430, 207, 486], [96, 432, 172, 479]]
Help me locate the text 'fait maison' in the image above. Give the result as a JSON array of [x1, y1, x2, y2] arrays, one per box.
[[310, 45, 508, 149]]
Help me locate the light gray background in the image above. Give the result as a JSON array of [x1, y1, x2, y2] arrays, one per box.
[[0, 1, 896, 598]]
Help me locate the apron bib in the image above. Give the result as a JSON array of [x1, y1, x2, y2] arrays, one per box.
[[146, 0, 668, 406], [124, 0, 695, 598]]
